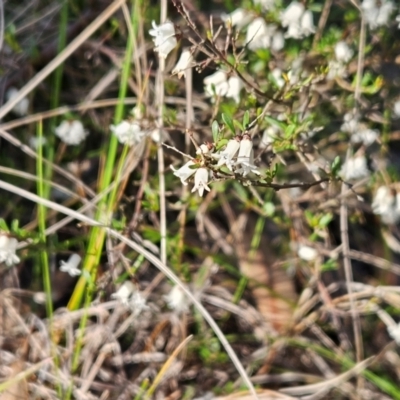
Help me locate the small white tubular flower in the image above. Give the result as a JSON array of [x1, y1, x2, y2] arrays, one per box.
[[110, 120, 145, 146], [341, 111, 360, 134], [171, 160, 196, 185], [300, 10, 316, 36], [0, 235, 20, 267], [221, 8, 252, 29], [191, 167, 210, 197], [271, 68, 285, 88], [172, 49, 193, 78], [351, 127, 379, 146], [216, 137, 241, 171], [6, 87, 29, 116], [393, 100, 400, 118], [246, 18, 276, 50], [60, 253, 81, 277], [148, 20, 177, 58], [196, 143, 213, 155], [260, 125, 279, 148], [339, 155, 370, 181], [372, 186, 400, 225], [111, 281, 135, 306], [235, 136, 260, 176], [226, 76, 243, 104], [298, 245, 318, 262], [281, 2, 305, 28], [165, 285, 189, 313], [55, 120, 88, 145], [334, 41, 353, 63], [204, 70, 229, 99], [271, 30, 285, 51]]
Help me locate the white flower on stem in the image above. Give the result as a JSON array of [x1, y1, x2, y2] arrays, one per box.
[[0, 235, 20, 267], [339, 155, 370, 181], [397, 15, 400, 28], [111, 281, 135, 306], [165, 285, 189, 313], [260, 125, 280, 148], [334, 41, 353, 63], [221, 8, 252, 29], [226, 76, 243, 104], [271, 68, 285, 88], [298, 245, 318, 262], [191, 167, 211, 197], [341, 111, 360, 134], [351, 127, 379, 146], [216, 137, 241, 171], [171, 160, 197, 185], [281, 2, 315, 39], [149, 21, 177, 59], [29, 136, 47, 149], [235, 135, 260, 176], [55, 120, 88, 145], [196, 143, 213, 155], [246, 18, 279, 51], [361, 0, 395, 29], [204, 70, 229, 98], [271, 30, 285, 51], [110, 120, 145, 146], [172, 49, 193, 78], [6, 87, 29, 116], [372, 186, 400, 225], [60, 253, 81, 277]]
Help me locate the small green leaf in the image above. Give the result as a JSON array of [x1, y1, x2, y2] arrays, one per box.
[[242, 111, 250, 129], [222, 113, 236, 135], [331, 156, 341, 176], [233, 119, 243, 131], [319, 213, 333, 228], [264, 116, 286, 131], [212, 120, 220, 142], [215, 138, 228, 151]]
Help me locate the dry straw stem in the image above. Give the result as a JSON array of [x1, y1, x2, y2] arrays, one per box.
[[0, 179, 259, 399], [0, 0, 126, 120]]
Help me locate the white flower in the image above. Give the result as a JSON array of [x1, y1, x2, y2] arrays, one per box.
[[171, 160, 197, 185], [298, 245, 318, 261], [246, 18, 278, 50], [216, 137, 241, 171], [260, 125, 279, 148], [335, 41, 353, 63], [221, 8, 252, 29], [204, 71, 243, 103], [327, 60, 347, 80], [397, 14, 400, 28], [172, 49, 193, 78], [111, 281, 134, 306], [0, 235, 20, 267], [281, 2, 315, 39], [196, 143, 213, 155], [204, 70, 229, 98], [271, 68, 285, 88], [110, 120, 145, 146], [6, 87, 29, 116], [339, 155, 370, 181], [361, 0, 395, 29], [271, 30, 285, 51], [60, 253, 81, 277], [351, 127, 379, 146], [165, 285, 189, 313], [341, 111, 360, 134], [235, 136, 260, 176], [388, 323, 400, 344], [149, 20, 177, 59], [191, 167, 211, 196], [372, 186, 400, 225], [226, 76, 243, 103], [55, 120, 88, 145], [393, 100, 400, 118]]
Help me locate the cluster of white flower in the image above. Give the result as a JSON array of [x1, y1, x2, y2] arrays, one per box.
[[6, 87, 29, 117], [246, 18, 285, 51], [361, 0, 395, 29], [164, 285, 190, 314], [372, 186, 400, 225], [281, 1, 315, 39], [55, 120, 88, 145], [0, 234, 20, 267], [298, 245, 318, 262], [327, 41, 354, 80], [341, 112, 379, 146], [171, 133, 260, 196], [339, 154, 370, 181], [111, 281, 148, 315], [203, 70, 243, 104], [60, 253, 82, 277], [110, 119, 146, 146], [149, 21, 177, 58]]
